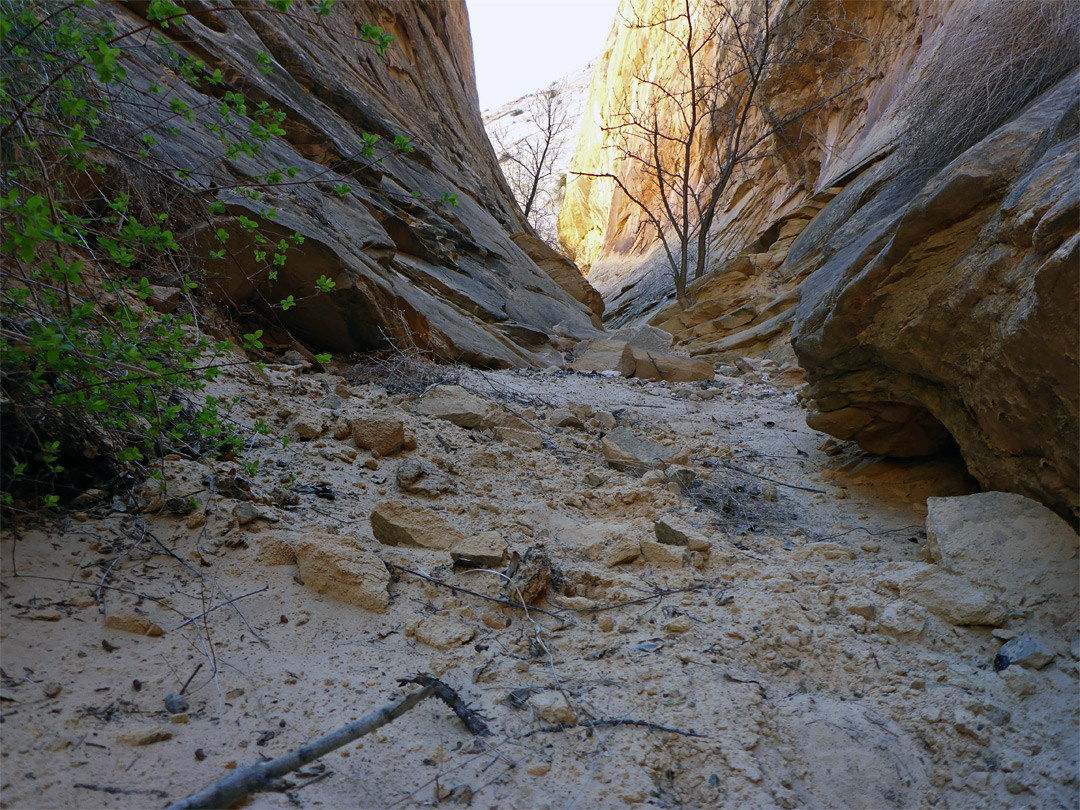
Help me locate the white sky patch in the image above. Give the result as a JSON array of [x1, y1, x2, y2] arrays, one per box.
[[467, 0, 619, 111]]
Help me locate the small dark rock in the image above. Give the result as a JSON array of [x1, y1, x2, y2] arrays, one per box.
[[165, 694, 189, 714]]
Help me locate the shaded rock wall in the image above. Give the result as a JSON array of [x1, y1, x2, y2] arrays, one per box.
[[561, 0, 1078, 518], [107, 0, 600, 367], [793, 73, 1079, 521]]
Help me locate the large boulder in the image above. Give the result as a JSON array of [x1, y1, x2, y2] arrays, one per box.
[[925, 492, 1078, 623], [793, 74, 1079, 521]]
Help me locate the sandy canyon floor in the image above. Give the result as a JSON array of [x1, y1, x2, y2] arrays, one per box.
[[1, 356, 1077, 810]]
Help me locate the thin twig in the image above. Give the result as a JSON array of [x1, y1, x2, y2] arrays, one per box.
[[523, 719, 705, 738], [171, 587, 268, 632], [385, 563, 566, 621], [705, 458, 826, 494]]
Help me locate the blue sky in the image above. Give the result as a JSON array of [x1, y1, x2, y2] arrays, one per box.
[[467, 0, 619, 110]]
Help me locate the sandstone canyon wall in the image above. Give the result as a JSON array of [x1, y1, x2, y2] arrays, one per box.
[[561, 0, 1079, 520], [105, 0, 600, 368]]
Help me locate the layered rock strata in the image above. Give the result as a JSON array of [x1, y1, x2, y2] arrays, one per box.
[[105, 1, 600, 367]]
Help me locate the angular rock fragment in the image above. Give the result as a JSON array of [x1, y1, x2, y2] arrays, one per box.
[[994, 635, 1055, 671], [494, 425, 543, 450], [412, 616, 475, 650], [395, 458, 457, 496], [417, 385, 495, 428], [349, 414, 404, 457], [549, 408, 584, 429], [654, 517, 712, 551], [293, 531, 390, 611], [370, 500, 465, 551], [601, 426, 678, 472], [571, 339, 636, 376], [878, 601, 926, 638], [105, 612, 164, 637], [451, 531, 508, 568]]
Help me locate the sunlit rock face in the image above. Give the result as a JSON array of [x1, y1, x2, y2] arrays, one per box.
[[561, 0, 1078, 519], [104, 1, 600, 367]]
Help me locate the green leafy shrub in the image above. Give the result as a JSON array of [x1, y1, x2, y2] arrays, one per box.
[[0, 0, 416, 511]]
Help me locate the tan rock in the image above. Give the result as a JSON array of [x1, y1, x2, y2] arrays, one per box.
[[494, 425, 543, 450], [926, 492, 1078, 622], [647, 352, 715, 383], [654, 517, 712, 552], [450, 531, 507, 568], [370, 500, 464, 550], [601, 426, 677, 472], [256, 534, 296, 566], [349, 415, 404, 456], [883, 563, 1006, 626], [549, 408, 584, 429], [571, 339, 636, 376], [640, 540, 688, 568], [293, 531, 390, 611], [105, 612, 164, 637], [527, 691, 578, 725], [417, 385, 495, 428], [878, 601, 926, 638], [414, 616, 475, 650], [119, 727, 173, 746], [600, 536, 641, 567]]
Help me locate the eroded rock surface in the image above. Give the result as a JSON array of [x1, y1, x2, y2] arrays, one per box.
[[104, 1, 600, 367]]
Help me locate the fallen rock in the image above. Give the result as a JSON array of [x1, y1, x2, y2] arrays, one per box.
[[293, 532, 390, 611], [349, 415, 405, 457], [995, 635, 1055, 671], [600, 536, 641, 567], [395, 458, 457, 496], [506, 548, 551, 604], [119, 727, 173, 746], [413, 616, 475, 650], [571, 338, 636, 376], [878, 601, 926, 638], [451, 531, 507, 568], [885, 563, 1006, 626], [256, 534, 296, 566], [164, 694, 189, 714], [640, 540, 698, 569], [527, 691, 578, 725], [417, 385, 495, 428], [104, 612, 164, 637], [926, 492, 1078, 622], [549, 408, 584, 429], [287, 416, 323, 440], [494, 425, 543, 450], [600, 426, 678, 472], [646, 352, 715, 383], [654, 517, 712, 552], [370, 500, 465, 551]]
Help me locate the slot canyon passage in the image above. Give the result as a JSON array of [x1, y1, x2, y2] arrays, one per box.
[[0, 1, 1077, 809]]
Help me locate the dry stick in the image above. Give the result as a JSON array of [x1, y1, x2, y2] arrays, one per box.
[[164, 686, 434, 810], [397, 674, 491, 737], [523, 719, 705, 739], [706, 458, 827, 494], [171, 586, 268, 632], [385, 562, 566, 621]]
